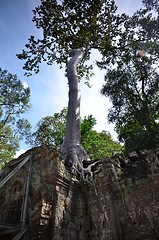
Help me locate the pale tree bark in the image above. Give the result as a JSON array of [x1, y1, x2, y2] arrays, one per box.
[[61, 49, 101, 181]]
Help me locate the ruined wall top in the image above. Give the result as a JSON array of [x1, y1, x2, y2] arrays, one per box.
[[1, 145, 159, 240]]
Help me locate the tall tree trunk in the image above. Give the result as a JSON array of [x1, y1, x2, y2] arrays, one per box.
[[61, 49, 101, 180], [61, 49, 89, 176], [64, 49, 82, 148]]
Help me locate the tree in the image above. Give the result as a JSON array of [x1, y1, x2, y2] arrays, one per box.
[[0, 68, 31, 167], [142, 0, 159, 12], [27, 108, 122, 159], [17, 0, 126, 79], [80, 115, 122, 159], [0, 126, 19, 167], [82, 129, 123, 160], [27, 107, 67, 147], [17, 0, 127, 179], [101, 6, 159, 154]]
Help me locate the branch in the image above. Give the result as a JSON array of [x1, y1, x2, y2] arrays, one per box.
[[0, 134, 14, 140], [0, 113, 12, 129], [60, 12, 78, 41]]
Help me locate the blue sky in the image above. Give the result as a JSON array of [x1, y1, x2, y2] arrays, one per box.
[[0, 0, 143, 156]]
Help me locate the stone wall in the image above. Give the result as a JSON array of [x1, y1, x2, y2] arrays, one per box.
[[0, 145, 159, 239], [82, 150, 159, 240]]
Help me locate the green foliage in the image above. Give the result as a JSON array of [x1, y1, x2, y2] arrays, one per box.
[[17, 0, 127, 80], [80, 115, 122, 159], [0, 68, 31, 168], [81, 129, 123, 160], [27, 107, 67, 148], [80, 115, 97, 140], [118, 120, 159, 154], [28, 108, 122, 159], [0, 126, 19, 167], [142, 0, 159, 12], [101, 7, 159, 153]]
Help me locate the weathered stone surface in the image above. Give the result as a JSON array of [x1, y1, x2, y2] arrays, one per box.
[[0, 146, 159, 239]]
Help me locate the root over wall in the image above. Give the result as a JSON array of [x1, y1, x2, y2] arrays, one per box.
[[0, 145, 159, 240]]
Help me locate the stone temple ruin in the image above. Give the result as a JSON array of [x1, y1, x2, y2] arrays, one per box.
[[0, 145, 159, 239]]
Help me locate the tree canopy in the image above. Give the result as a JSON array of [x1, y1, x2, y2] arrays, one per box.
[[142, 0, 159, 12], [0, 68, 31, 167], [101, 3, 159, 153], [27, 107, 67, 147], [17, 0, 127, 80]]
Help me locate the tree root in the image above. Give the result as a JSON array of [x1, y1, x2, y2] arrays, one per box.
[[61, 143, 102, 183]]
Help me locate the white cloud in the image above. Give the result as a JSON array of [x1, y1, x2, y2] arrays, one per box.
[[14, 149, 27, 158]]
